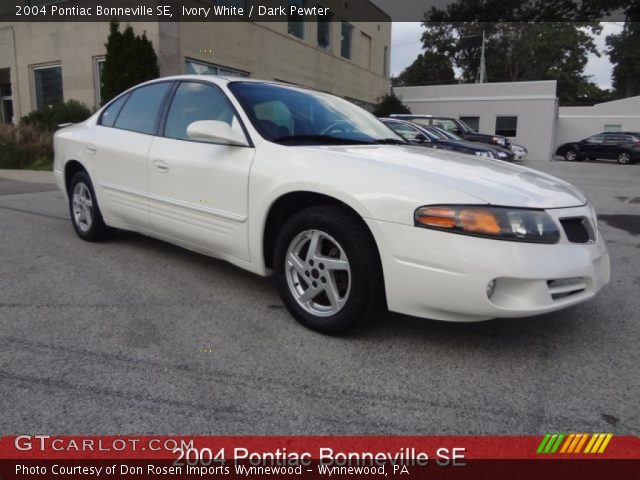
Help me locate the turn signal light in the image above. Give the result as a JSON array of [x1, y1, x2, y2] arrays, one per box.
[[414, 205, 560, 244], [459, 209, 501, 235], [416, 207, 457, 229]]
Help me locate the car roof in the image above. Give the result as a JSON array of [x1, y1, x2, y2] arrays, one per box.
[[389, 114, 432, 118], [600, 131, 640, 136]]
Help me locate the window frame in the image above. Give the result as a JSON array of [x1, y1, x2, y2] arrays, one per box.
[[341, 22, 354, 60], [184, 58, 249, 78], [97, 80, 174, 136], [31, 62, 63, 111], [159, 79, 253, 147], [93, 56, 106, 107], [316, 7, 332, 50], [287, 0, 305, 39], [495, 115, 518, 137]]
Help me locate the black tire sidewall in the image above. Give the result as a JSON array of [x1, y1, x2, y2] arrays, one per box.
[[273, 207, 382, 335], [565, 150, 577, 161]]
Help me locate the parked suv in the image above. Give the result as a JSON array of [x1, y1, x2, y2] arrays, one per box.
[[556, 132, 640, 164], [390, 114, 510, 148]]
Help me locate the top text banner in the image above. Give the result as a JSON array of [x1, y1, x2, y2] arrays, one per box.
[[0, 0, 630, 22]]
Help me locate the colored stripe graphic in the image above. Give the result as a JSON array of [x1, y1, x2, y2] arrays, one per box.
[[538, 433, 614, 454]]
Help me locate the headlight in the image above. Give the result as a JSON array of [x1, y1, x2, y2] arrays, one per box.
[[414, 205, 560, 244], [475, 151, 493, 158]]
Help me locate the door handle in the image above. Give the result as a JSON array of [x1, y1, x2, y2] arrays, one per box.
[[85, 144, 97, 155], [152, 159, 170, 173]]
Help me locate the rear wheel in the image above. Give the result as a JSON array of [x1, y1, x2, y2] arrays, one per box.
[[564, 150, 577, 161], [274, 206, 385, 334], [69, 171, 112, 241], [617, 151, 632, 165]]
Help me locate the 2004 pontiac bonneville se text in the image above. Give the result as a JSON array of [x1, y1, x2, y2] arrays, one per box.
[[53, 76, 610, 334]]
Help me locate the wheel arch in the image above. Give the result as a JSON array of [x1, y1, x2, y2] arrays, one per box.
[[63, 160, 88, 197], [261, 191, 382, 272]]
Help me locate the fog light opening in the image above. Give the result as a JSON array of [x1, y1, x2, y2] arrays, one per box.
[[486, 279, 496, 299]]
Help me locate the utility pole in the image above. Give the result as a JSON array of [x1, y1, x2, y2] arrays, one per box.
[[476, 30, 487, 83]]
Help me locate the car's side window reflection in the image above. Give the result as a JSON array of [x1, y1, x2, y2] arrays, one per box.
[[114, 82, 172, 135], [99, 94, 129, 127], [164, 82, 239, 141], [586, 135, 604, 144]]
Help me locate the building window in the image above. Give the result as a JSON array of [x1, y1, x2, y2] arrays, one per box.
[[361, 32, 372, 68], [460, 116, 480, 132], [93, 56, 105, 106], [185, 59, 248, 77], [341, 22, 353, 59], [0, 69, 12, 124], [495, 116, 518, 137], [32, 64, 63, 110], [317, 10, 332, 49], [288, 0, 305, 39], [604, 124, 621, 132]]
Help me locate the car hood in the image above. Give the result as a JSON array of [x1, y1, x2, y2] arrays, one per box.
[[311, 144, 587, 209]]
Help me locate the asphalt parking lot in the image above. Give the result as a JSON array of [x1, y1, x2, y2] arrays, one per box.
[[0, 161, 638, 435]]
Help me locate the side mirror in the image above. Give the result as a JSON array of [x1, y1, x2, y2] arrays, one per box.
[[186, 120, 249, 146], [453, 127, 462, 134], [414, 133, 428, 143]]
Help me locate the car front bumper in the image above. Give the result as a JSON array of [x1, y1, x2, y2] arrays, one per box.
[[367, 205, 610, 322]]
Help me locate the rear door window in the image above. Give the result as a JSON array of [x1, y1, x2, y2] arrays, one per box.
[[114, 82, 172, 135]]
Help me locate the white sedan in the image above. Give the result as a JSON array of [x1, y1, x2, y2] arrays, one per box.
[[54, 76, 610, 334]]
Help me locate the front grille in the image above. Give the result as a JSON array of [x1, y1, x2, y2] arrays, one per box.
[[560, 217, 594, 243], [547, 277, 587, 301]]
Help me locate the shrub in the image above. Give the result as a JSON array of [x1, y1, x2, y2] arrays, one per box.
[[0, 123, 53, 170], [372, 92, 411, 117], [20, 100, 91, 131]]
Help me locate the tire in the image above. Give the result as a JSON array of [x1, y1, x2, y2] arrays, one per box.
[[68, 171, 112, 241], [617, 151, 632, 165], [273, 206, 385, 334], [564, 150, 577, 162]]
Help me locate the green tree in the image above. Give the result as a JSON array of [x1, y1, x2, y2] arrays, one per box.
[[420, 21, 603, 104], [606, 22, 640, 99], [393, 52, 456, 87], [101, 21, 159, 104], [372, 92, 411, 117]]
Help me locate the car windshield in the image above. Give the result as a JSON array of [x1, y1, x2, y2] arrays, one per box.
[[457, 119, 475, 133], [431, 126, 462, 141], [228, 82, 405, 145]]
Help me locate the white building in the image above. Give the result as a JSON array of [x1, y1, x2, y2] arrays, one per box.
[[394, 80, 640, 161], [394, 81, 559, 161], [556, 96, 640, 147]]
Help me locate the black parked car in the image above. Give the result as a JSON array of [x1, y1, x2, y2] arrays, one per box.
[[381, 118, 503, 160], [390, 114, 510, 148], [424, 125, 515, 161], [556, 132, 640, 164]]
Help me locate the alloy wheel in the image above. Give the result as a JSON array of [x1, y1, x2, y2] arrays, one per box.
[[618, 152, 631, 164], [284, 229, 351, 317], [72, 182, 93, 232]]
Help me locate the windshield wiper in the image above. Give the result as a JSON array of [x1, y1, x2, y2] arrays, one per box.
[[273, 134, 374, 145], [375, 138, 407, 145]]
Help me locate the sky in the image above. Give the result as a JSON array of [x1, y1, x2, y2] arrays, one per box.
[[390, 22, 624, 89]]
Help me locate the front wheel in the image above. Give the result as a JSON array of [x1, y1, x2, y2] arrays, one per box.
[[618, 151, 632, 165], [273, 206, 385, 334], [564, 150, 577, 161], [69, 171, 112, 241]]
